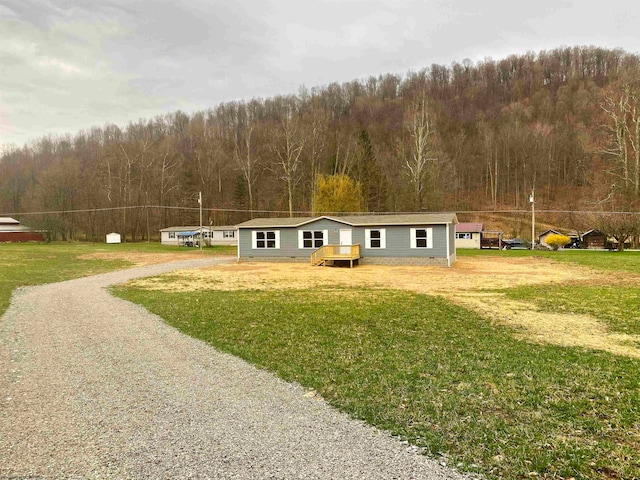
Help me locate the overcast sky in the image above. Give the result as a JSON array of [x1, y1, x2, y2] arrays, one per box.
[[1, 0, 640, 148]]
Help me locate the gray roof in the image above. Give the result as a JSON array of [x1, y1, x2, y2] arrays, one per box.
[[0, 224, 36, 233], [236, 213, 458, 229], [456, 222, 484, 233], [160, 225, 236, 232]]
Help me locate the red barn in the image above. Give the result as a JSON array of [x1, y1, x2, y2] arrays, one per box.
[[0, 217, 44, 242]]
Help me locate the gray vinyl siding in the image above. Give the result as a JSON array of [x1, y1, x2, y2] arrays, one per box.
[[356, 225, 448, 258], [449, 225, 456, 254], [239, 219, 450, 259]]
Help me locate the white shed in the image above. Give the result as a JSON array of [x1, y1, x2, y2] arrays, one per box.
[[106, 232, 122, 244]]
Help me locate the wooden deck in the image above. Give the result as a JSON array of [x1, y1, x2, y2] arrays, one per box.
[[310, 245, 361, 267]]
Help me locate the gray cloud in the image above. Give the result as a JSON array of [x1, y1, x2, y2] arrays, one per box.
[[1, 0, 640, 147]]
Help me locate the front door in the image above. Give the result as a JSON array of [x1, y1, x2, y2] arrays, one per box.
[[339, 229, 352, 254]]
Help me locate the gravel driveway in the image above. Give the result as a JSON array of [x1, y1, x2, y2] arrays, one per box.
[[1, 257, 471, 479]]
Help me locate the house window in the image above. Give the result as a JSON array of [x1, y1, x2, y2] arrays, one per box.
[[365, 229, 386, 249], [298, 230, 327, 249], [252, 230, 280, 249], [410, 227, 433, 249], [168, 232, 176, 239], [223, 230, 235, 238], [456, 232, 472, 240]]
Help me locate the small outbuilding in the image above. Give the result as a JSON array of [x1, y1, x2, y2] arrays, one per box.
[[236, 213, 458, 267], [106, 232, 122, 244], [0, 217, 44, 242], [538, 229, 562, 248], [582, 229, 610, 249]]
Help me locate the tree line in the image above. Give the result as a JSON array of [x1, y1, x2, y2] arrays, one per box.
[[1, 45, 640, 241]]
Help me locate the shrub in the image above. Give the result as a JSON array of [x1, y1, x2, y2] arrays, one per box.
[[545, 233, 571, 251]]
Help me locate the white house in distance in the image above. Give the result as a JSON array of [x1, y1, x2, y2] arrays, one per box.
[[455, 222, 483, 249], [160, 225, 237, 246]]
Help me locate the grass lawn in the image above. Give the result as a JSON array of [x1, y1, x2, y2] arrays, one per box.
[[114, 276, 640, 479], [91, 242, 237, 256], [458, 247, 640, 274], [459, 249, 640, 338], [505, 284, 640, 336], [0, 242, 235, 315]]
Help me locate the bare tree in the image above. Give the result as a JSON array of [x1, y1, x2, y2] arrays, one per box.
[[400, 91, 439, 210], [271, 111, 305, 217], [598, 213, 640, 251], [233, 124, 258, 218], [601, 88, 631, 191], [302, 101, 328, 212]]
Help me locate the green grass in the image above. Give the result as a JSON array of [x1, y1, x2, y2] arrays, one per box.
[[94, 242, 237, 256], [0, 242, 236, 316], [459, 249, 640, 336], [113, 285, 640, 480], [458, 247, 640, 274], [505, 284, 640, 336]]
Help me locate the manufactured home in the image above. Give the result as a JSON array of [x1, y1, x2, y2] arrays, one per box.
[[160, 225, 237, 246], [236, 213, 458, 267]]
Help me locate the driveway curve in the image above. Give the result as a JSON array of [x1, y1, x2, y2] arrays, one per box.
[[1, 257, 470, 479]]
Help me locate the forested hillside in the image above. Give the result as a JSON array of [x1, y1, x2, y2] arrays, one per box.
[[2, 46, 640, 241]]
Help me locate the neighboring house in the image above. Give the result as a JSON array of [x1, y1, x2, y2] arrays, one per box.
[[160, 225, 237, 246], [455, 223, 483, 249], [538, 229, 562, 248], [538, 229, 581, 248], [0, 217, 44, 242], [236, 213, 458, 267]]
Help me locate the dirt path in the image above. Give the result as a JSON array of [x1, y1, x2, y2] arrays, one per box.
[[127, 257, 640, 358], [0, 257, 470, 480]]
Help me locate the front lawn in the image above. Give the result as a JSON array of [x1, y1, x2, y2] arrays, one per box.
[[0, 242, 235, 316], [505, 284, 640, 336], [0, 243, 130, 315], [458, 248, 640, 274], [113, 285, 640, 480]]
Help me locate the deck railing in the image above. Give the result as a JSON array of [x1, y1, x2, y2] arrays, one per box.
[[310, 244, 360, 266]]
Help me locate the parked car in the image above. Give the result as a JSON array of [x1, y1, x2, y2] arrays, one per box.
[[502, 238, 529, 250], [565, 238, 581, 249]]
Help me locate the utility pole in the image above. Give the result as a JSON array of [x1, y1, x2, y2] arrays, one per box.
[[198, 191, 203, 252], [529, 189, 535, 250]]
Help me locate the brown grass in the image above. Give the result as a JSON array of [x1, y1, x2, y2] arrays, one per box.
[[126, 257, 640, 358], [77, 250, 208, 266]]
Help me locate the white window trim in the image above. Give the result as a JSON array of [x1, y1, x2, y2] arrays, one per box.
[[168, 232, 176, 239], [456, 232, 472, 240], [365, 228, 386, 249], [252, 230, 280, 249], [410, 227, 433, 249], [298, 229, 328, 249]]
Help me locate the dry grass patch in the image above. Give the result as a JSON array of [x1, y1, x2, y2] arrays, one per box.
[[454, 292, 640, 358], [126, 256, 640, 358], [130, 256, 593, 293], [77, 250, 209, 266]]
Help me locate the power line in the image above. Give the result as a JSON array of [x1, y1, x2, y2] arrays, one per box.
[[3, 205, 640, 217]]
